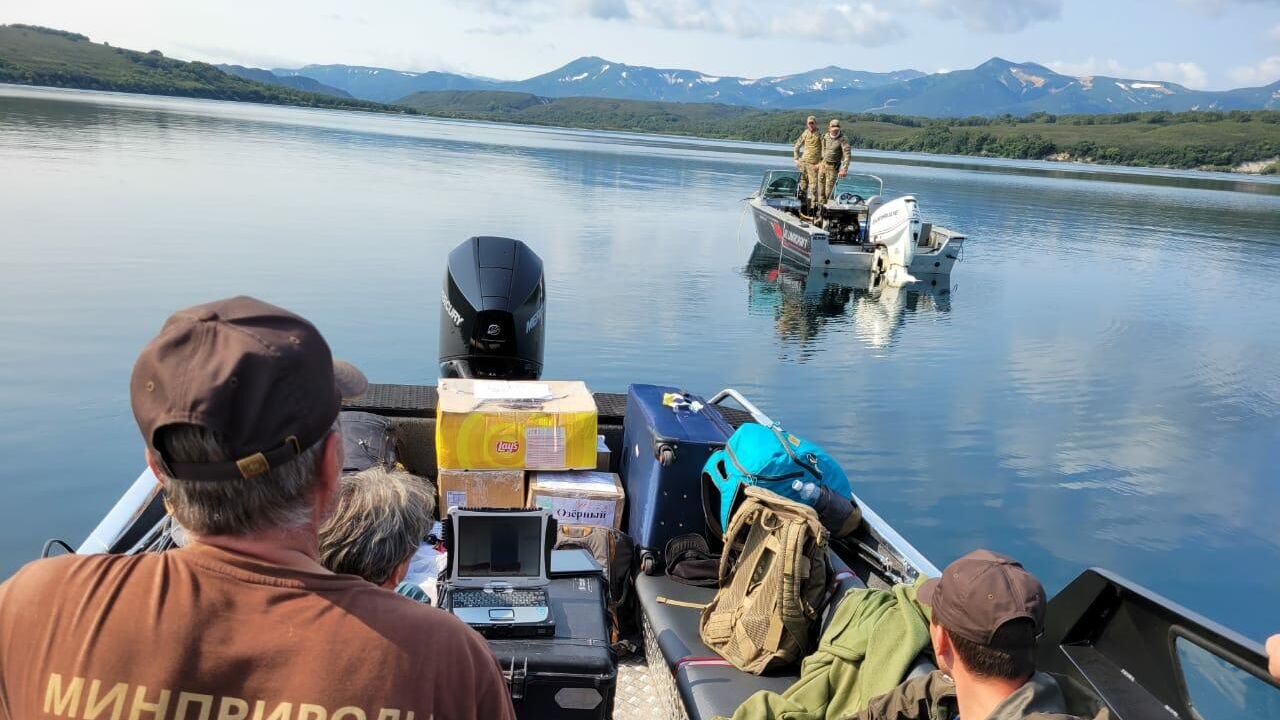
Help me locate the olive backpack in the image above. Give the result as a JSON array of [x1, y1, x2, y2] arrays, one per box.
[[699, 485, 831, 675]]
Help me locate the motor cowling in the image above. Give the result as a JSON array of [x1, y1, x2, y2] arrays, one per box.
[[439, 236, 545, 380], [868, 196, 921, 287]]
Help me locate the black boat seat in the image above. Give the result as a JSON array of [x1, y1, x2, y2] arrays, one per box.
[[635, 572, 718, 672], [678, 664, 798, 720], [638, 552, 869, 720]]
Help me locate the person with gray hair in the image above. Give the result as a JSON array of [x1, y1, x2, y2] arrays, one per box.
[[0, 296, 515, 720], [319, 466, 436, 589]]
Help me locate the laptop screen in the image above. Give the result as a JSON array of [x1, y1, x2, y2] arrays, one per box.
[[455, 514, 544, 578]]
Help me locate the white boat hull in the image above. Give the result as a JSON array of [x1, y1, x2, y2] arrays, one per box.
[[748, 198, 964, 275]]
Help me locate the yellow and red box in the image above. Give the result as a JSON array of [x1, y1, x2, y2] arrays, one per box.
[[435, 379, 598, 471]]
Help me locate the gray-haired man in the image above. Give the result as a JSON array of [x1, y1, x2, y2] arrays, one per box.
[[320, 466, 436, 593]]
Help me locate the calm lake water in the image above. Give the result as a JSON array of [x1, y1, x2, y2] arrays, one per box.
[[2, 85, 1278, 641]]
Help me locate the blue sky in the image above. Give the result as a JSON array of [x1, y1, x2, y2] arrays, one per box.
[[6, 0, 1280, 88]]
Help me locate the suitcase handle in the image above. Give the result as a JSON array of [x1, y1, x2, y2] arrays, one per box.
[[707, 389, 775, 427]]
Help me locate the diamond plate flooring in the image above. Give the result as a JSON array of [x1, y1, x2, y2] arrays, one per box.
[[614, 651, 674, 720]]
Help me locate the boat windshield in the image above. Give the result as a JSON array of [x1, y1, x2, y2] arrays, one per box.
[[832, 173, 884, 199], [759, 170, 801, 199]]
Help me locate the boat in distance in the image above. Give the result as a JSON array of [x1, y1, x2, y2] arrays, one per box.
[[748, 170, 966, 278]]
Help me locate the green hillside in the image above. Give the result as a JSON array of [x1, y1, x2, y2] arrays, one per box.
[[1, 24, 1276, 173], [0, 24, 398, 113], [400, 91, 1280, 172]]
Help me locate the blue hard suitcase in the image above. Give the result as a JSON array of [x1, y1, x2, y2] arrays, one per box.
[[620, 384, 733, 574]]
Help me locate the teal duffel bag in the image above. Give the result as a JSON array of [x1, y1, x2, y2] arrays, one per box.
[[702, 422, 859, 538]]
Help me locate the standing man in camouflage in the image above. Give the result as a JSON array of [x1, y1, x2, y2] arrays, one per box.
[[818, 118, 852, 207], [792, 115, 823, 210]]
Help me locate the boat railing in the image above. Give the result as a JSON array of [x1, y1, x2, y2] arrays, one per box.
[[707, 388, 774, 426]]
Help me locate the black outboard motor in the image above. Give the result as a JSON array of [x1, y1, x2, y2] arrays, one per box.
[[439, 236, 545, 380]]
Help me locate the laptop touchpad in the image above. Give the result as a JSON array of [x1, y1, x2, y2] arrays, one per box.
[[489, 609, 516, 621]]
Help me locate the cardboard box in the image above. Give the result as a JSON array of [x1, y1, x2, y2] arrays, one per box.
[[436, 379, 598, 471], [528, 471, 625, 530], [436, 469, 526, 513], [596, 435, 611, 472]]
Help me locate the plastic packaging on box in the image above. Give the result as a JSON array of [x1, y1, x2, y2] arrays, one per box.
[[436, 469, 526, 513], [596, 435, 611, 472], [528, 471, 625, 530], [435, 379, 598, 470]]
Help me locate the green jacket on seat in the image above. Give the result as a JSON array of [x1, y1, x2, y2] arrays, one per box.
[[723, 580, 932, 720]]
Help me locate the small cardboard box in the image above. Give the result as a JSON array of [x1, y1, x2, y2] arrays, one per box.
[[437, 469, 526, 513], [596, 435, 611, 472], [528, 471, 625, 530], [436, 379, 599, 471]]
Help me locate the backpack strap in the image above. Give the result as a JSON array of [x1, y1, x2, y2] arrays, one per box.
[[657, 597, 709, 610], [765, 424, 823, 481]]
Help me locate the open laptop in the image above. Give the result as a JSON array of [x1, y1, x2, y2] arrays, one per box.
[[444, 508, 556, 638]]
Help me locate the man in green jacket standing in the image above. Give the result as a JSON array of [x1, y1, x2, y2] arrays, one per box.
[[818, 119, 852, 207], [843, 550, 1109, 720], [793, 115, 823, 208]]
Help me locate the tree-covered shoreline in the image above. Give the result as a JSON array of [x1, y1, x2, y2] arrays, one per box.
[[3, 24, 1277, 175]]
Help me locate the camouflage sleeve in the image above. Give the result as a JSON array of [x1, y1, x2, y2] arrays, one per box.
[[840, 135, 851, 172], [793, 133, 804, 161], [836, 672, 945, 720]]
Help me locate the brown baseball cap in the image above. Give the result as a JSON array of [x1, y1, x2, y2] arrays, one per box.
[[917, 549, 1046, 645], [131, 296, 368, 482]]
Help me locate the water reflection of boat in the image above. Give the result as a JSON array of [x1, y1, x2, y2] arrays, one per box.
[[745, 246, 952, 350], [747, 170, 965, 280]]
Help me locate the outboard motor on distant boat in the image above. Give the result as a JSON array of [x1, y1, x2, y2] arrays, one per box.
[[439, 236, 546, 380], [868, 196, 921, 287]]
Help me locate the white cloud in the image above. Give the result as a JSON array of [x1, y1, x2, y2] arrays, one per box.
[[463, 0, 905, 45], [1047, 57, 1210, 89], [460, 0, 1070, 48], [1227, 56, 1280, 86], [1177, 0, 1275, 16], [914, 0, 1062, 33], [1269, 23, 1280, 41]]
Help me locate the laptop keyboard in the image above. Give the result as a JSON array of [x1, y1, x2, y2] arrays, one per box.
[[452, 588, 548, 608]]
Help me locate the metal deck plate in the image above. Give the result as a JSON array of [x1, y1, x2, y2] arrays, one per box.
[[614, 651, 676, 720]]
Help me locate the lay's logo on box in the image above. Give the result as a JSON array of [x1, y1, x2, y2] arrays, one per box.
[[436, 379, 599, 471]]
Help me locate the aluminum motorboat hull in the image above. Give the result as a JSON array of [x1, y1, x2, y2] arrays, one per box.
[[749, 198, 964, 275]]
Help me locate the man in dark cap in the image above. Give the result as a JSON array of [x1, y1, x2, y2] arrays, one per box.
[[817, 118, 851, 207], [0, 296, 515, 720], [845, 550, 1109, 720]]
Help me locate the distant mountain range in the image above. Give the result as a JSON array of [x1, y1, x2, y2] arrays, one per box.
[[3, 24, 1276, 173], [216, 64, 351, 98], [270, 56, 1280, 118]]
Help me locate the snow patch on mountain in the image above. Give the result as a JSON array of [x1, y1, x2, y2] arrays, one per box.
[[1010, 68, 1046, 88]]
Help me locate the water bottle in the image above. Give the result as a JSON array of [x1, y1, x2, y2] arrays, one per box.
[[791, 479, 821, 503]]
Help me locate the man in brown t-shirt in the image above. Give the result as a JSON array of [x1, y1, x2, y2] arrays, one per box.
[[0, 296, 516, 720]]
